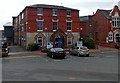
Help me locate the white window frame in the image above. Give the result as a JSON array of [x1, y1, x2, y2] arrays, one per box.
[[36, 19, 44, 31], [37, 37, 43, 46], [115, 33, 120, 43], [53, 22, 58, 31], [67, 37, 72, 45], [53, 9, 57, 16], [108, 31, 113, 42], [112, 16, 120, 28], [66, 21, 72, 31], [37, 8, 43, 15], [66, 10, 71, 17]]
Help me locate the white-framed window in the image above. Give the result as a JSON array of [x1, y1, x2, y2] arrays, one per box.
[[37, 21, 43, 31], [53, 9, 57, 16], [67, 36, 72, 45], [37, 37, 43, 46], [67, 22, 72, 31], [115, 34, 120, 43], [66, 10, 71, 17], [112, 16, 120, 27], [108, 31, 113, 42], [53, 22, 58, 30], [37, 8, 43, 15]]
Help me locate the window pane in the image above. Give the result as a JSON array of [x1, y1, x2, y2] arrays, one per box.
[[67, 22, 72, 30], [53, 22, 58, 30], [37, 21, 43, 30], [53, 9, 57, 16], [66, 10, 71, 16], [67, 37, 72, 45], [38, 9, 43, 15], [38, 37, 42, 46]]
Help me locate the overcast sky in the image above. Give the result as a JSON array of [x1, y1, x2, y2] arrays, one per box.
[[0, 0, 119, 30]]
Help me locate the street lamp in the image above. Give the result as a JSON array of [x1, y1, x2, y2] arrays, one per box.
[[80, 28, 83, 40], [45, 28, 48, 47]]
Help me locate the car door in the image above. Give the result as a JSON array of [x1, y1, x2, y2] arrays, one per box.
[[72, 47, 79, 54]]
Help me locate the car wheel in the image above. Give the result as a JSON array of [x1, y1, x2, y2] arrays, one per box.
[[86, 54, 89, 57], [77, 53, 80, 57], [69, 52, 72, 55]]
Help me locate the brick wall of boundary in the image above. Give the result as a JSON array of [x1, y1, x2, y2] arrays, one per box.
[[99, 43, 116, 48]]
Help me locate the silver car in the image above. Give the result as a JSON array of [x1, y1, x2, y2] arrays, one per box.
[[70, 46, 89, 57]]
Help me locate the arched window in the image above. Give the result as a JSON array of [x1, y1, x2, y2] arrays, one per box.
[[115, 34, 120, 43], [67, 36, 72, 45], [108, 31, 113, 42], [37, 37, 43, 46]]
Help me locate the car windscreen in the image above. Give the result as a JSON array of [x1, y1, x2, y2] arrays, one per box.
[[80, 47, 88, 50], [54, 48, 64, 51]]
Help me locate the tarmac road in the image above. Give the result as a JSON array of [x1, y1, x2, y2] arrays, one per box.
[[1, 46, 119, 81]]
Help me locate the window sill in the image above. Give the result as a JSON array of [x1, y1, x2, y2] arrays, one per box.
[[53, 30, 57, 31], [67, 15, 71, 17], [53, 15, 57, 16], [37, 30, 43, 32], [37, 14, 43, 16], [67, 30, 72, 32]]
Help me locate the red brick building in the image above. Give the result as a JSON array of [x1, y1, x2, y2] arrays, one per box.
[[13, 4, 80, 48], [80, 5, 120, 48]]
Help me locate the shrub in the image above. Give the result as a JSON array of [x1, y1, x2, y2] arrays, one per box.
[[28, 43, 38, 51], [82, 37, 96, 49]]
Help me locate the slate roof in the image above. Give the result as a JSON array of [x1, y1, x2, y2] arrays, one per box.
[[3, 22, 13, 27], [100, 10, 111, 19], [26, 4, 79, 11], [80, 15, 93, 22]]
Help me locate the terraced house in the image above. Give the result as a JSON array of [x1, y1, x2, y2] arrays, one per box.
[[13, 4, 80, 48]]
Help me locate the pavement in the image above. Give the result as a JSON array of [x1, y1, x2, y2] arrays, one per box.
[[0, 45, 119, 56]]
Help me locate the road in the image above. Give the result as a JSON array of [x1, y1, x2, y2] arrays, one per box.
[[1, 47, 119, 81]]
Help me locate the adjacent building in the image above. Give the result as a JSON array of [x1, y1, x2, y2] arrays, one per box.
[[13, 4, 80, 48], [0, 30, 4, 47], [80, 15, 93, 38], [3, 22, 14, 46], [80, 5, 120, 48]]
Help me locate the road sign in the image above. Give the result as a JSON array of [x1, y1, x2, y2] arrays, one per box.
[[77, 41, 83, 47]]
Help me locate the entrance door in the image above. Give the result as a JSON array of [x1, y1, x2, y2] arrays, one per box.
[[55, 35, 64, 48]]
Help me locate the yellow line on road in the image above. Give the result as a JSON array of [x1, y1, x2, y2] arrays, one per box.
[[0, 56, 41, 60]]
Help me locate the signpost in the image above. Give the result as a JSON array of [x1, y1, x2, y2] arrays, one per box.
[[77, 41, 83, 47], [47, 42, 53, 48]]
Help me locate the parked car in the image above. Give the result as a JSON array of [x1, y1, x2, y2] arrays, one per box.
[[2, 42, 9, 57], [70, 46, 89, 57], [47, 48, 66, 59]]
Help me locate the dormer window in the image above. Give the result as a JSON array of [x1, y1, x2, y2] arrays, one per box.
[[53, 9, 57, 16], [66, 10, 71, 17]]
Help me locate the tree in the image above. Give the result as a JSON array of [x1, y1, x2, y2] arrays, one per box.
[[82, 36, 96, 49]]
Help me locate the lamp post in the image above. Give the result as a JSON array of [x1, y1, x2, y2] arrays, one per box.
[[80, 28, 83, 41], [45, 28, 48, 47]]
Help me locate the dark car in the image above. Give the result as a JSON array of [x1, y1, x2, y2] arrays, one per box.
[[70, 46, 89, 57], [47, 48, 66, 59], [2, 42, 9, 57]]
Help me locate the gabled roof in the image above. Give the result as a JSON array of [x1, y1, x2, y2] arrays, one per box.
[[101, 10, 111, 19], [95, 9, 112, 19], [26, 4, 79, 11]]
